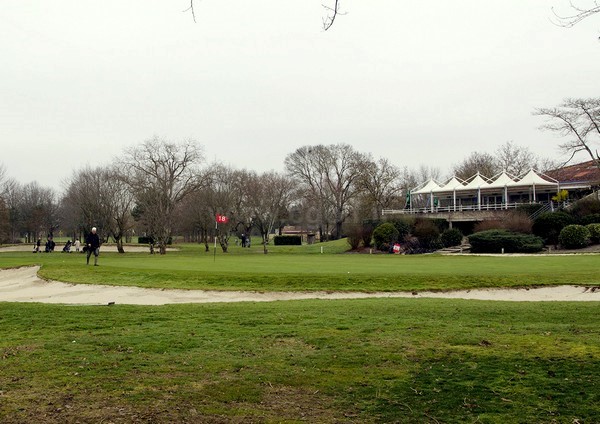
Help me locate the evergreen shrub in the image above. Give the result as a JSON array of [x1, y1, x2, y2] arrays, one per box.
[[532, 211, 575, 245], [558, 225, 590, 249], [273, 235, 302, 246], [390, 218, 414, 240], [413, 219, 441, 249], [440, 228, 463, 248], [138, 236, 172, 245], [344, 223, 363, 250], [586, 223, 600, 244], [570, 198, 600, 219], [361, 219, 378, 248], [580, 213, 600, 225], [468, 229, 544, 253], [372, 222, 399, 251]]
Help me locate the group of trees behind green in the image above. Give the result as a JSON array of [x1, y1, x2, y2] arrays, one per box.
[[0, 137, 556, 254], [0, 96, 597, 254]]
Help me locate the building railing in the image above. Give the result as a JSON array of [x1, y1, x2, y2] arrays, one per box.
[[382, 201, 561, 216]]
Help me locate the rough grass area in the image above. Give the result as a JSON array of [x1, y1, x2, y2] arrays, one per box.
[[1, 299, 599, 423]]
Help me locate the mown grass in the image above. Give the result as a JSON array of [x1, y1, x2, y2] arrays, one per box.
[[1, 241, 600, 422], [1, 239, 599, 291], [0, 299, 599, 423]]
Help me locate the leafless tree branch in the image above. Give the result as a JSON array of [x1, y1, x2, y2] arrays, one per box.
[[551, 1, 600, 28], [183, 0, 196, 23], [184, 0, 345, 30], [322, 0, 343, 31]]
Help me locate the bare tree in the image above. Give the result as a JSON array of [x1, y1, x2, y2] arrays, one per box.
[[18, 182, 59, 242], [534, 97, 600, 170], [452, 151, 499, 180], [285, 144, 367, 240], [104, 167, 136, 252], [245, 171, 295, 253], [199, 163, 247, 253], [398, 167, 420, 199], [63, 166, 113, 248], [229, 169, 256, 246], [0, 164, 7, 197], [0, 165, 11, 243], [2, 179, 23, 243], [356, 157, 403, 219], [176, 185, 214, 251], [185, 0, 343, 30], [494, 141, 536, 176], [121, 137, 204, 254], [552, 1, 600, 28], [495, 141, 560, 176]]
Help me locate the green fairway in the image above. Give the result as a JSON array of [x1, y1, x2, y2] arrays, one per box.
[[1, 299, 598, 423], [1, 241, 600, 422], [1, 240, 599, 291]]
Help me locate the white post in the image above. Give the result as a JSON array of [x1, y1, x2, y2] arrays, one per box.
[[453, 189, 456, 212]]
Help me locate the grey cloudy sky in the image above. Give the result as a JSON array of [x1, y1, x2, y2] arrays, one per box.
[[1, 1, 599, 192]]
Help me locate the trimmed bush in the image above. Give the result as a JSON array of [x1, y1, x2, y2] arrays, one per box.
[[413, 219, 441, 249], [532, 211, 575, 245], [440, 228, 463, 248], [344, 223, 363, 250], [390, 218, 413, 240], [360, 220, 377, 248], [580, 213, 600, 225], [570, 198, 600, 219], [273, 235, 302, 246], [468, 230, 544, 253], [138, 236, 172, 245], [372, 222, 399, 251], [586, 223, 600, 244], [558, 225, 590, 249]]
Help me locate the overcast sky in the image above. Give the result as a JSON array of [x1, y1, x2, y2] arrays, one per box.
[[1, 1, 599, 192]]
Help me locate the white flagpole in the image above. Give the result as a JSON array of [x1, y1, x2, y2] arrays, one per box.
[[214, 216, 218, 261]]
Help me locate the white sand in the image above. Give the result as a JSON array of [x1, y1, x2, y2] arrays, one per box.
[[0, 266, 598, 306]]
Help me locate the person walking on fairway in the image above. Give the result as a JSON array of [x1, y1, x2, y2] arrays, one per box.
[[86, 227, 101, 266]]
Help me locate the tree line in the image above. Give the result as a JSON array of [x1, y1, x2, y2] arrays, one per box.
[[0, 97, 597, 253]]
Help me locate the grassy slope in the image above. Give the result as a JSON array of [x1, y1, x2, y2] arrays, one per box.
[[0, 299, 598, 423]]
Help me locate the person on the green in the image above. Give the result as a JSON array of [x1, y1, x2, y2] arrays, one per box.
[[85, 227, 101, 266]]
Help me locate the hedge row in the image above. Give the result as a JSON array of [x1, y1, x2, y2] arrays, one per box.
[[138, 236, 172, 245], [468, 230, 544, 253], [273, 235, 302, 246]]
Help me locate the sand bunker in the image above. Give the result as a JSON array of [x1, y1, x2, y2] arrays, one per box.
[[1, 266, 599, 305]]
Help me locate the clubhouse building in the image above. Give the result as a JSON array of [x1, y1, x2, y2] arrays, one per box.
[[383, 160, 600, 216]]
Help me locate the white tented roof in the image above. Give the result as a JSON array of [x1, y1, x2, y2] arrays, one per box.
[[463, 173, 491, 190], [487, 171, 517, 189], [433, 176, 465, 193], [514, 169, 558, 187], [410, 169, 558, 196], [412, 179, 441, 195]]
